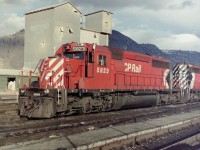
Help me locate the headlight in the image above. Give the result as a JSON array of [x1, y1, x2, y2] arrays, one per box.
[[19, 89, 26, 96], [20, 89, 25, 94], [44, 89, 49, 94]]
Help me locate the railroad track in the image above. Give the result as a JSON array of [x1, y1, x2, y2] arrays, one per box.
[[0, 103, 19, 124], [0, 102, 200, 147], [0, 103, 18, 115], [119, 120, 200, 150], [161, 132, 200, 150]]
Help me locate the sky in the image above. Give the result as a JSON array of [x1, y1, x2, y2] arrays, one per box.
[[1, 0, 200, 51]]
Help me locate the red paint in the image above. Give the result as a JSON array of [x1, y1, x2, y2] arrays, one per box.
[[38, 42, 170, 91]]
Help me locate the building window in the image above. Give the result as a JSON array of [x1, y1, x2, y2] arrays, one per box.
[[41, 42, 45, 46], [7, 77, 16, 91], [60, 27, 64, 32], [98, 55, 107, 66], [69, 28, 73, 34], [94, 34, 96, 38], [105, 22, 108, 27]]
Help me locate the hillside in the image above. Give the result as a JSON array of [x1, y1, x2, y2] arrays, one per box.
[[0, 29, 200, 69], [0, 30, 24, 69], [109, 30, 200, 66]]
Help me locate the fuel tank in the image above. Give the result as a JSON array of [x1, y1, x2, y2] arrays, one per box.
[[113, 94, 157, 110]]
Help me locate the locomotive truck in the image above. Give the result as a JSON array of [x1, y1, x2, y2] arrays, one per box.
[[18, 42, 200, 118]]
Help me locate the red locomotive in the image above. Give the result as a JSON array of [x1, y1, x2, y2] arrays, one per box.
[[18, 42, 199, 118]]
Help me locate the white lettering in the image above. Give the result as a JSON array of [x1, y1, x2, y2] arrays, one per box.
[[100, 68, 103, 73], [125, 63, 141, 73], [97, 67, 109, 74], [72, 46, 86, 51], [30, 23, 50, 32]]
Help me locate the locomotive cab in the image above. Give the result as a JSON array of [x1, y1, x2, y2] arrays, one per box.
[[55, 43, 95, 89], [55, 42, 111, 90]]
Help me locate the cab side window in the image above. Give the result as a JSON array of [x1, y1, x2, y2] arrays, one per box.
[[98, 55, 107, 66]]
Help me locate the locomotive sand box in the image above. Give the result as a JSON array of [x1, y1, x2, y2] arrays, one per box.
[[18, 42, 200, 118]]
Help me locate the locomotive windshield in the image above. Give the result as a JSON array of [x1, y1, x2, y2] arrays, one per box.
[[57, 45, 86, 60], [64, 52, 84, 60], [75, 53, 84, 60]]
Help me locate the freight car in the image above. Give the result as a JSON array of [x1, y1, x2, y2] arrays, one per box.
[[18, 42, 199, 118]]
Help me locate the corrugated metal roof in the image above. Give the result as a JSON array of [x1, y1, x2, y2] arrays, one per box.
[[85, 10, 113, 16], [25, 2, 82, 15]]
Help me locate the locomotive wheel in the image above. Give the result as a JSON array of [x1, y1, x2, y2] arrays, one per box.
[[98, 106, 103, 113], [78, 107, 84, 115]]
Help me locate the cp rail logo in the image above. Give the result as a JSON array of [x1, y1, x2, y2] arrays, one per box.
[[124, 63, 141, 73]]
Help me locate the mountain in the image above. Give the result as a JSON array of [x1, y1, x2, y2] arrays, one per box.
[[109, 30, 200, 66], [0, 29, 24, 69], [164, 50, 200, 65], [109, 30, 165, 54], [0, 29, 200, 69]]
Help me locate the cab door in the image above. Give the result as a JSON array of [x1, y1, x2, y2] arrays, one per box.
[[85, 50, 94, 78]]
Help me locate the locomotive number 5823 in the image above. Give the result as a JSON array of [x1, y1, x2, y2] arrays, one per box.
[[97, 67, 109, 74]]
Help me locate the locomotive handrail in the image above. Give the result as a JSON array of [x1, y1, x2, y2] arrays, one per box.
[[66, 64, 72, 73], [33, 59, 43, 73]]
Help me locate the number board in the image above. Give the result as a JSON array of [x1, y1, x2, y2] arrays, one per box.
[[72, 46, 86, 52]]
